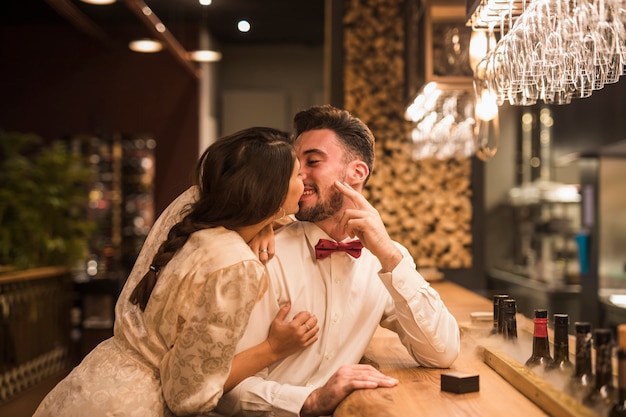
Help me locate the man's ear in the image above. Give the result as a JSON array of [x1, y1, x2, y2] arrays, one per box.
[[348, 160, 369, 184]]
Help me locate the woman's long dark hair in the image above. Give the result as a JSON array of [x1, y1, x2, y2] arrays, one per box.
[[129, 127, 295, 310]]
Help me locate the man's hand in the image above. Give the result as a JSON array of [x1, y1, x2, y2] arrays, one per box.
[[299, 364, 398, 417], [267, 303, 319, 361], [334, 181, 403, 272]]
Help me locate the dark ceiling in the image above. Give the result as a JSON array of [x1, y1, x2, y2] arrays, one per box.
[[1, 0, 325, 47]]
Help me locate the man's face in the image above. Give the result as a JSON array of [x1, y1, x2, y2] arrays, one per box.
[[294, 129, 347, 222]]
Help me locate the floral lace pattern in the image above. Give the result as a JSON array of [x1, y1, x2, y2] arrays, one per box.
[[33, 188, 266, 417]]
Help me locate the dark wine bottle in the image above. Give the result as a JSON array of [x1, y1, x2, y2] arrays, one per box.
[[545, 314, 573, 375], [610, 324, 626, 417], [583, 328, 616, 415], [490, 294, 509, 336], [566, 322, 593, 402], [497, 295, 509, 335], [525, 309, 552, 370], [502, 298, 518, 341]]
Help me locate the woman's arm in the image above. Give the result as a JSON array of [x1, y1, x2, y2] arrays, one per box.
[[224, 302, 319, 392], [248, 219, 294, 264]]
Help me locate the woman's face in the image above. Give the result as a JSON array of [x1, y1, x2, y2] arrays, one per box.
[[282, 157, 304, 216]]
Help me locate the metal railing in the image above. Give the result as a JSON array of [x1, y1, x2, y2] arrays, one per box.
[[0, 267, 72, 404]]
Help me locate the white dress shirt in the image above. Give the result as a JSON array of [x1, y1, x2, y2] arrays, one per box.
[[214, 221, 460, 417]]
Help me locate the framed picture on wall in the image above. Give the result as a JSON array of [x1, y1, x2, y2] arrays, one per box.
[[424, 4, 473, 86]]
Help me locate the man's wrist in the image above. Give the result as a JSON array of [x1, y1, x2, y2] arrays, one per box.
[[299, 390, 318, 417], [379, 248, 403, 273]]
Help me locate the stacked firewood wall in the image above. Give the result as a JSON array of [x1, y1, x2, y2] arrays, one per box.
[[343, 0, 472, 268]]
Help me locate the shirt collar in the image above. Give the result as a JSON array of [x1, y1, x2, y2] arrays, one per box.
[[301, 221, 361, 248]]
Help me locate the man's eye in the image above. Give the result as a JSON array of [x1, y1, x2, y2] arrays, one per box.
[[308, 160, 320, 165]]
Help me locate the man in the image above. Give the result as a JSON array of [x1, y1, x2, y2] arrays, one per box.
[[214, 105, 460, 416]]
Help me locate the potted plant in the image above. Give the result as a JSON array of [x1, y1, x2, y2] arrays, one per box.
[[0, 130, 95, 270]]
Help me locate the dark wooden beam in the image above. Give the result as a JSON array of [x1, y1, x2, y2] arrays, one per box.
[[43, 0, 110, 45], [123, 0, 200, 79]]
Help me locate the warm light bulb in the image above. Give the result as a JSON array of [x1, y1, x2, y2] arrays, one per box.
[[188, 50, 222, 62], [80, 0, 116, 4], [475, 90, 498, 121], [469, 30, 496, 72], [128, 38, 163, 53]]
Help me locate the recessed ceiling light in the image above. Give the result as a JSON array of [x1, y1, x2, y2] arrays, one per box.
[[80, 0, 116, 4], [199, 0, 212, 5], [128, 38, 163, 53], [188, 50, 222, 62], [237, 20, 251, 33]]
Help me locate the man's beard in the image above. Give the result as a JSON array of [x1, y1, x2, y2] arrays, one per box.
[[295, 186, 344, 222]]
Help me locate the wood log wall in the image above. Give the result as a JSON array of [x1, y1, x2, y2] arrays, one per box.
[[342, 0, 473, 269]]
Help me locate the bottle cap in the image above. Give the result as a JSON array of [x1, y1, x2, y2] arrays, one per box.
[[504, 299, 517, 313], [534, 309, 548, 318], [574, 321, 591, 333], [594, 328, 612, 345], [554, 314, 569, 326]]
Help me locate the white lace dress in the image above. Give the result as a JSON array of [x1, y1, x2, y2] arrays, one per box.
[[33, 187, 267, 417]]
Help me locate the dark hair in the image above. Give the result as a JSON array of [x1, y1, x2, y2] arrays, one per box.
[[293, 104, 375, 183], [129, 127, 295, 310]]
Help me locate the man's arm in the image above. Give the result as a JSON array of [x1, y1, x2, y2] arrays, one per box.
[[378, 249, 460, 368], [335, 180, 460, 368], [217, 365, 397, 417], [299, 365, 398, 417]]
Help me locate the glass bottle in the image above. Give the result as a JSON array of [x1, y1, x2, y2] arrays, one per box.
[[502, 298, 518, 341], [583, 328, 616, 415], [490, 294, 509, 336], [567, 322, 593, 402], [545, 314, 573, 375], [610, 324, 626, 417], [525, 309, 552, 370], [497, 296, 509, 335]]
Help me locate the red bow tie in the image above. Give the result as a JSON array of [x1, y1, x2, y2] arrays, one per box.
[[315, 239, 363, 259]]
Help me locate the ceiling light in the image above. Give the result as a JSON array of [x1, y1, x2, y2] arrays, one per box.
[[199, 0, 212, 5], [128, 38, 163, 53], [238, 20, 251, 33], [188, 50, 222, 62], [80, 0, 116, 4]]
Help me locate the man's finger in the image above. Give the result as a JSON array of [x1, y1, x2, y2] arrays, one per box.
[[333, 181, 368, 208]]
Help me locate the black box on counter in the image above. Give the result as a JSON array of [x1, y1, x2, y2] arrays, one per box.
[[440, 371, 480, 394]]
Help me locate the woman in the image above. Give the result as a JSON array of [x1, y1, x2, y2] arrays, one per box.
[[33, 127, 317, 417]]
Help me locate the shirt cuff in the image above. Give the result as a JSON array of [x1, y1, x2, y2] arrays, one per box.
[[273, 384, 317, 417], [378, 255, 428, 301]]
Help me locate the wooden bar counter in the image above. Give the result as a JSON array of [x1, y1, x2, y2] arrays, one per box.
[[334, 280, 550, 417]]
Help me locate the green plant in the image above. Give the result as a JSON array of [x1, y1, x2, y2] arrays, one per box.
[[0, 130, 95, 269]]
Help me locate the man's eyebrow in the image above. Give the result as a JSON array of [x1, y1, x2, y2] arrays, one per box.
[[302, 148, 326, 157]]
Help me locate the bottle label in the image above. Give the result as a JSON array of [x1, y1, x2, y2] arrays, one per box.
[[535, 318, 548, 337]]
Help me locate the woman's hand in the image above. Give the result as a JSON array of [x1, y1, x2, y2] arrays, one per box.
[[248, 224, 275, 264], [267, 302, 319, 361], [224, 302, 319, 392]]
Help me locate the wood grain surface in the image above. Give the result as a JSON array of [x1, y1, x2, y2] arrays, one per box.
[[334, 281, 552, 417]]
